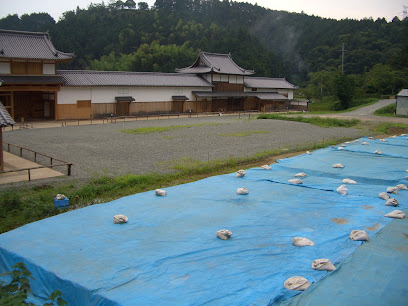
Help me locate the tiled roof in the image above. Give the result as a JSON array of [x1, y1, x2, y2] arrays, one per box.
[[397, 89, 408, 97], [0, 102, 15, 127], [0, 29, 74, 61], [193, 91, 288, 101], [58, 70, 214, 87], [175, 52, 254, 76], [0, 75, 65, 84], [244, 77, 298, 89]]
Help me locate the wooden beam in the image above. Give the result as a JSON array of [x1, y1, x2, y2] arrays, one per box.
[[0, 128, 3, 171], [0, 85, 61, 92]]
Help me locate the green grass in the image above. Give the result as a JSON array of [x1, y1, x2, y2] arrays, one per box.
[[219, 130, 269, 137], [257, 114, 360, 128], [374, 104, 396, 117], [121, 123, 220, 134], [0, 137, 357, 234], [371, 122, 408, 134]]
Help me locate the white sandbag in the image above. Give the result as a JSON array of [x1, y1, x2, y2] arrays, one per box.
[[378, 192, 390, 200], [236, 187, 249, 195], [305, 151, 311, 155], [55, 194, 66, 200], [336, 185, 348, 195], [155, 189, 167, 196], [295, 172, 307, 177], [396, 184, 408, 190], [292, 237, 315, 247], [380, 139, 387, 142], [349, 230, 369, 241], [342, 178, 357, 184], [284, 276, 311, 291], [113, 214, 128, 224], [384, 210, 405, 219], [332, 163, 344, 168], [385, 198, 399, 206], [311, 259, 336, 271], [387, 186, 398, 194], [401, 134, 407, 136], [368, 137, 373, 140], [390, 135, 397, 138], [374, 150, 382, 154], [361, 142, 369, 145], [344, 141, 351, 144], [338, 146, 345, 150], [216, 229, 232, 240], [288, 178, 303, 184], [260, 165, 271, 169], [406, 169, 408, 173], [236, 169, 246, 178]]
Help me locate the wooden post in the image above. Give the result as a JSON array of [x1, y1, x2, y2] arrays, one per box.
[[0, 128, 3, 171]]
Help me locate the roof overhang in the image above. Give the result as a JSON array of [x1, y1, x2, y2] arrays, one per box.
[[115, 96, 135, 102], [0, 102, 15, 127], [192, 91, 289, 101], [172, 95, 189, 101], [0, 75, 65, 85]]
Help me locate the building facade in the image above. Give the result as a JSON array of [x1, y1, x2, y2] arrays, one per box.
[[0, 29, 304, 120]]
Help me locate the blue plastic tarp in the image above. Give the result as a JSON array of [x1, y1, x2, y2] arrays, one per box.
[[0, 136, 407, 305]]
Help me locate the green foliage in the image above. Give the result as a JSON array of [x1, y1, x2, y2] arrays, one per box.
[[219, 130, 269, 137], [374, 104, 396, 116], [333, 72, 355, 110], [0, 262, 67, 305], [373, 123, 408, 134], [0, 0, 407, 87], [257, 114, 360, 128]]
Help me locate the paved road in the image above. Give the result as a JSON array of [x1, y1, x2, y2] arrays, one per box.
[[310, 99, 407, 124]]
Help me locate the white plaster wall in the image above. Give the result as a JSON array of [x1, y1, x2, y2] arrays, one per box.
[[43, 63, 55, 75], [58, 86, 212, 104], [58, 87, 92, 104], [0, 62, 10, 74]]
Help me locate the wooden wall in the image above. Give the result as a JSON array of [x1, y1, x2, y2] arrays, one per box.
[[212, 82, 244, 92]]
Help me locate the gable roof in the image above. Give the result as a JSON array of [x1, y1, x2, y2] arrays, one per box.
[[58, 70, 213, 87], [244, 77, 298, 89], [0, 29, 74, 62], [0, 102, 15, 127], [397, 89, 408, 97], [175, 52, 254, 76]]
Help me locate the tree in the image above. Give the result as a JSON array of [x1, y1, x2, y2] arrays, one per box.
[[333, 72, 355, 110], [138, 2, 149, 10]]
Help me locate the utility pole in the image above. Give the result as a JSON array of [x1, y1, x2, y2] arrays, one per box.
[[339, 43, 347, 74]]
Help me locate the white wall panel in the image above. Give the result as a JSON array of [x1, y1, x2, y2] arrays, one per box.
[[0, 62, 10, 74], [58, 86, 212, 105], [58, 87, 92, 104], [43, 63, 55, 75]]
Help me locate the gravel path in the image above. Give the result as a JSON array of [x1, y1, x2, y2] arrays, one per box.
[[4, 116, 365, 182]]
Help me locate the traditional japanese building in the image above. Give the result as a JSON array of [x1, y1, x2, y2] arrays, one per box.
[[0, 29, 74, 120], [0, 29, 303, 120]]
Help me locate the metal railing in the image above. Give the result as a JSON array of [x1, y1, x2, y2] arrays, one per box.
[[2, 142, 72, 180]]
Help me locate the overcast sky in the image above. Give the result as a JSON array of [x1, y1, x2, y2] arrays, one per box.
[[0, 0, 406, 22]]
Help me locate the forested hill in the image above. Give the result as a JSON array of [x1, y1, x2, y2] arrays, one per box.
[[0, 0, 407, 85]]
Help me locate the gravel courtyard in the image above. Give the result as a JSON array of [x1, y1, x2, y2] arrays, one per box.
[[3, 116, 366, 181]]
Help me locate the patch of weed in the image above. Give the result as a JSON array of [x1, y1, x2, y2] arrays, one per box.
[[219, 130, 269, 137]]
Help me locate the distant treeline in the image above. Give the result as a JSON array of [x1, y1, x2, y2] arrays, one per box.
[[1, 0, 407, 96]]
